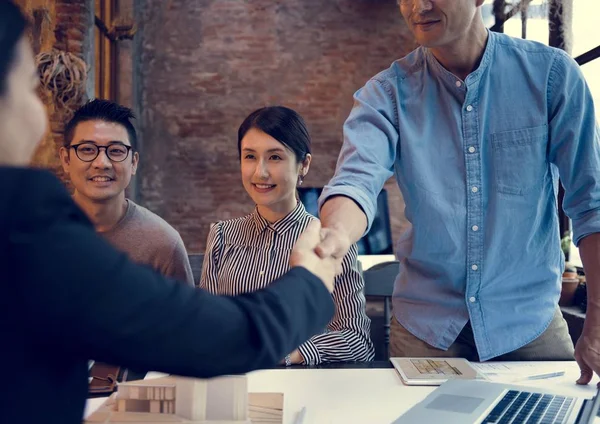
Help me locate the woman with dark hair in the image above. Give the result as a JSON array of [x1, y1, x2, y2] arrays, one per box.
[[0, 3, 338, 423], [201, 106, 375, 365]]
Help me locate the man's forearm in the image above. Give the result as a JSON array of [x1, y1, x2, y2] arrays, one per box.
[[320, 196, 368, 244], [578, 233, 600, 327]]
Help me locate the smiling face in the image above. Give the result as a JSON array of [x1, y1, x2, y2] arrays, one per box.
[[399, 0, 482, 48], [59, 120, 139, 203], [240, 128, 310, 219]]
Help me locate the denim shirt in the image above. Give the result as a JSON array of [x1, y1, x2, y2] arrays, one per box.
[[320, 31, 600, 361]]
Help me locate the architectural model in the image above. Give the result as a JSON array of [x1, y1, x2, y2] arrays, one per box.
[[85, 375, 283, 423]]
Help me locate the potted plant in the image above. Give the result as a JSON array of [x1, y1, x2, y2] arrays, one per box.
[[559, 262, 580, 306], [559, 233, 580, 306]]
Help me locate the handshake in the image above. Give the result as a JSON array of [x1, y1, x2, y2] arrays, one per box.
[[289, 220, 351, 293]]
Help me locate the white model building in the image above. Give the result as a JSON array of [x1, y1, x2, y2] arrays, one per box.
[[85, 374, 283, 424]]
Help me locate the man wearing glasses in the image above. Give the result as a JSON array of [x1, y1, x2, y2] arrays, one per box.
[[59, 99, 195, 386], [60, 99, 193, 287], [60, 99, 193, 286]]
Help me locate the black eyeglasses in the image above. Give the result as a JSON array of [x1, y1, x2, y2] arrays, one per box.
[[70, 142, 133, 163]]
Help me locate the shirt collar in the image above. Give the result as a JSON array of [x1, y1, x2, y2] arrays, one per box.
[[424, 29, 496, 87], [251, 201, 307, 235]]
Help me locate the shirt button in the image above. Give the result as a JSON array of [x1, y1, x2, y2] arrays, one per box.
[[468, 146, 476, 153], [455, 80, 462, 88], [469, 296, 476, 303], [466, 105, 473, 112], [471, 186, 479, 193], [472, 225, 479, 232], [471, 264, 478, 271], [259, 270, 265, 275]]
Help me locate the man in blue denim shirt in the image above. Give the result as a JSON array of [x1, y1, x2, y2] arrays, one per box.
[[317, 0, 600, 383]]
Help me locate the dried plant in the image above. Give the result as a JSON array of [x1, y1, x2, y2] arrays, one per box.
[[36, 49, 88, 117]]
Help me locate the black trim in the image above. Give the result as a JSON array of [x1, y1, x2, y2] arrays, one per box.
[[574, 45, 600, 67]]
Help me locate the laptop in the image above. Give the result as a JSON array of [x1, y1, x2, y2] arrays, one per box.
[[392, 379, 600, 424]]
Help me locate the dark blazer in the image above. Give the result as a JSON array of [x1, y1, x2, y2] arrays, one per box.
[[0, 167, 334, 424]]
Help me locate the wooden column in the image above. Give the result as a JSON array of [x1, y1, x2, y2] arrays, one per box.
[[95, 0, 118, 100]]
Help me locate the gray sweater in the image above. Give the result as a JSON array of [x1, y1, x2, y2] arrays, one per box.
[[100, 199, 194, 285]]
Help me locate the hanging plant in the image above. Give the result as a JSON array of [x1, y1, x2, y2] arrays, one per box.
[[36, 49, 87, 117]]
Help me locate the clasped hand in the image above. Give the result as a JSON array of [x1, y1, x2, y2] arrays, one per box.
[[289, 220, 346, 293]]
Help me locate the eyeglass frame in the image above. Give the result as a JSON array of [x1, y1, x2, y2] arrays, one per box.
[[69, 142, 134, 163]]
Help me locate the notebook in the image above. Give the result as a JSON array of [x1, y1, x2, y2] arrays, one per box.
[[390, 357, 488, 386]]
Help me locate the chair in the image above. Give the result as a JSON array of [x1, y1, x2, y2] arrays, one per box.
[[362, 261, 399, 361], [297, 187, 393, 255], [363, 189, 394, 255], [188, 253, 204, 287]]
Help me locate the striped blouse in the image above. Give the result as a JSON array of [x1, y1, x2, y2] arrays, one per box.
[[200, 201, 374, 365]]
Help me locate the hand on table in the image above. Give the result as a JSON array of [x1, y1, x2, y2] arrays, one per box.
[[575, 327, 600, 386], [280, 350, 305, 366]]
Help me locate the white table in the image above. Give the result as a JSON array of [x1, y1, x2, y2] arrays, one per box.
[[357, 254, 396, 271], [85, 362, 600, 424]]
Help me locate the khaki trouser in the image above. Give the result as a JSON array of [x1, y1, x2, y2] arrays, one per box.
[[389, 307, 574, 361]]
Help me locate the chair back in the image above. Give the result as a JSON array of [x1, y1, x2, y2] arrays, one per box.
[[188, 253, 204, 287], [362, 261, 399, 360]]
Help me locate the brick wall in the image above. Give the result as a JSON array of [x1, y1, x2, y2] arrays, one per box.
[[135, 0, 416, 253], [15, 0, 93, 177]]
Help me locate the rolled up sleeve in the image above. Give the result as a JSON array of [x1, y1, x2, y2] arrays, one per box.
[[547, 50, 600, 246], [319, 76, 400, 233]]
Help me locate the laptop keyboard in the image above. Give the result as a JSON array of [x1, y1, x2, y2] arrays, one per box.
[[482, 390, 574, 424]]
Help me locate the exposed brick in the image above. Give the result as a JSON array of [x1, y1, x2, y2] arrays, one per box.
[[134, 0, 416, 253], [65, 28, 85, 43], [55, 4, 85, 15]]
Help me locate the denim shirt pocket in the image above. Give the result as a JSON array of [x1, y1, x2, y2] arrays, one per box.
[[491, 124, 549, 196]]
